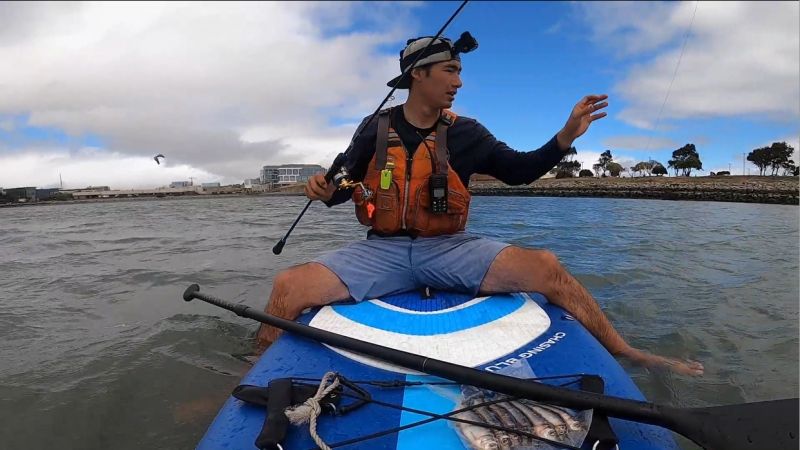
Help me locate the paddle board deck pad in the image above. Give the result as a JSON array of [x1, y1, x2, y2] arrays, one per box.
[[198, 291, 679, 449]]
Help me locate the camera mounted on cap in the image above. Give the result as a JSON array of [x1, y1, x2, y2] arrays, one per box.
[[451, 31, 478, 55], [403, 31, 479, 60]]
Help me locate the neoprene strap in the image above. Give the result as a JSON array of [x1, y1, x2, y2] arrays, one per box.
[[433, 113, 452, 174], [375, 109, 391, 170], [255, 378, 293, 450], [580, 375, 619, 450]]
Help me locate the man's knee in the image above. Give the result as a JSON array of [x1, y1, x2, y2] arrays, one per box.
[[268, 262, 349, 314], [532, 248, 561, 269], [266, 264, 311, 317], [270, 266, 299, 298], [517, 248, 560, 273], [520, 248, 566, 293]]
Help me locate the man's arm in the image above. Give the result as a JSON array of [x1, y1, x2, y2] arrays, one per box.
[[472, 125, 567, 186], [472, 94, 609, 185]]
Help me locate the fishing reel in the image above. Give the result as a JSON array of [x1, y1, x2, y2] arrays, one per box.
[[337, 176, 373, 203], [328, 160, 374, 201]]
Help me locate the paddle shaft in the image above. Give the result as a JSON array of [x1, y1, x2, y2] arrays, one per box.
[[184, 285, 671, 425]]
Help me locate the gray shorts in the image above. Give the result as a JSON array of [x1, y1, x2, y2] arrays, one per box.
[[312, 232, 510, 301]]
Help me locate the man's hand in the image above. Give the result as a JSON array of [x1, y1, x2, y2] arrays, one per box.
[[305, 174, 337, 201], [557, 94, 609, 151]]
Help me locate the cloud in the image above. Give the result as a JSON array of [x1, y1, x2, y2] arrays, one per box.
[[544, 21, 564, 35], [0, 147, 222, 189], [603, 135, 680, 152], [576, 1, 799, 129], [0, 2, 419, 188], [0, 118, 13, 132]]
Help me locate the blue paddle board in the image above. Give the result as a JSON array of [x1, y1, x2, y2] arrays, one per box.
[[198, 291, 679, 449]]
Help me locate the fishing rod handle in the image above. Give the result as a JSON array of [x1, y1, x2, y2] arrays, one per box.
[[324, 153, 346, 183]]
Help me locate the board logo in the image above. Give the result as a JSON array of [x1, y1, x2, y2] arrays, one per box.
[[309, 292, 552, 373]]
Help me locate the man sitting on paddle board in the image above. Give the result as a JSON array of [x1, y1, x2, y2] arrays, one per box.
[[257, 34, 703, 376]]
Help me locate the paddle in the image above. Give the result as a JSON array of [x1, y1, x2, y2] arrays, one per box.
[[183, 284, 798, 450]]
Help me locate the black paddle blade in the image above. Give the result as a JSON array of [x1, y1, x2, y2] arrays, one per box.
[[669, 398, 798, 450]]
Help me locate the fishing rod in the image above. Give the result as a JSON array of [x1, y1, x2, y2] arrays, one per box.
[[183, 284, 798, 450], [272, 0, 470, 255]]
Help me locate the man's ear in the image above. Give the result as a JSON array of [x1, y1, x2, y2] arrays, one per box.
[[410, 67, 423, 83]]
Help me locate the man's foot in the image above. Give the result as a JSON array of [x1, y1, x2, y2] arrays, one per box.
[[618, 348, 705, 376]]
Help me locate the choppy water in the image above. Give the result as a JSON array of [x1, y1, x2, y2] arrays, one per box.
[[1, 196, 797, 449]]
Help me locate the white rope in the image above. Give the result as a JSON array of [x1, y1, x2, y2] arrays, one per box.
[[284, 371, 340, 450]]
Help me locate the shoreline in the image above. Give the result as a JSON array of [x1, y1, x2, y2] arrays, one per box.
[[2, 176, 797, 208], [469, 176, 799, 205]]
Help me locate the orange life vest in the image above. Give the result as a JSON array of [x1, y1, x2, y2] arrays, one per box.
[[352, 108, 471, 237]]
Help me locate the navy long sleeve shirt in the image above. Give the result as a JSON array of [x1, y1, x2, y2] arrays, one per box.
[[325, 106, 566, 207]]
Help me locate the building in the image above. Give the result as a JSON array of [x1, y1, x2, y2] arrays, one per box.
[[35, 188, 61, 200], [260, 164, 326, 186], [201, 182, 221, 188], [170, 181, 192, 188], [3, 187, 37, 202], [260, 166, 280, 185]]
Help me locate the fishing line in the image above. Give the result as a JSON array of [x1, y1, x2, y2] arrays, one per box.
[[643, 0, 699, 156]]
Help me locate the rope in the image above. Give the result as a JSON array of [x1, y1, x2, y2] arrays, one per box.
[[285, 371, 341, 450]]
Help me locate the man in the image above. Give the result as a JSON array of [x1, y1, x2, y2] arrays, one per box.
[[258, 35, 703, 376]]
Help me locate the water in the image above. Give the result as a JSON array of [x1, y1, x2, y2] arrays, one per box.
[[1, 196, 797, 449]]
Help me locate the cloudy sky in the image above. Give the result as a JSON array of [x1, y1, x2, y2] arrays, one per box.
[[1, 1, 797, 189]]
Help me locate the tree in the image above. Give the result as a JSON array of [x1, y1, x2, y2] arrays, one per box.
[[652, 164, 667, 176], [549, 146, 581, 178], [631, 160, 657, 177], [781, 159, 797, 176], [631, 162, 645, 177], [579, 169, 594, 177], [668, 144, 703, 176], [607, 162, 623, 177], [592, 163, 604, 177], [747, 146, 771, 175], [746, 142, 794, 176], [767, 142, 794, 176], [596, 150, 613, 176]]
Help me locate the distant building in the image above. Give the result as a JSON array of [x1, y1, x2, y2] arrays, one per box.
[[35, 188, 61, 200], [65, 186, 111, 193], [261, 164, 326, 185], [170, 181, 192, 188], [260, 166, 280, 185], [3, 187, 37, 202], [243, 178, 262, 189], [201, 182, 221, 188]]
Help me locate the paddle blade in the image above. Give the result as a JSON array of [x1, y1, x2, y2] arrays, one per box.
[[670, 398, 798, 450]]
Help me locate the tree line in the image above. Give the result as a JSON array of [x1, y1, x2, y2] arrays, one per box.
[[549, 142, 798, 178]]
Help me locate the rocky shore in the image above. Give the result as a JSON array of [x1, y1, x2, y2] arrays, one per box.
[[469, 176, 799, 205], [3, 176, 796, 208]]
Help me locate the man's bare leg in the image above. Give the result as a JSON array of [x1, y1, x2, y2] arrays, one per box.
[[480, 246, 704, 376], [255, 262, 351, 353]]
